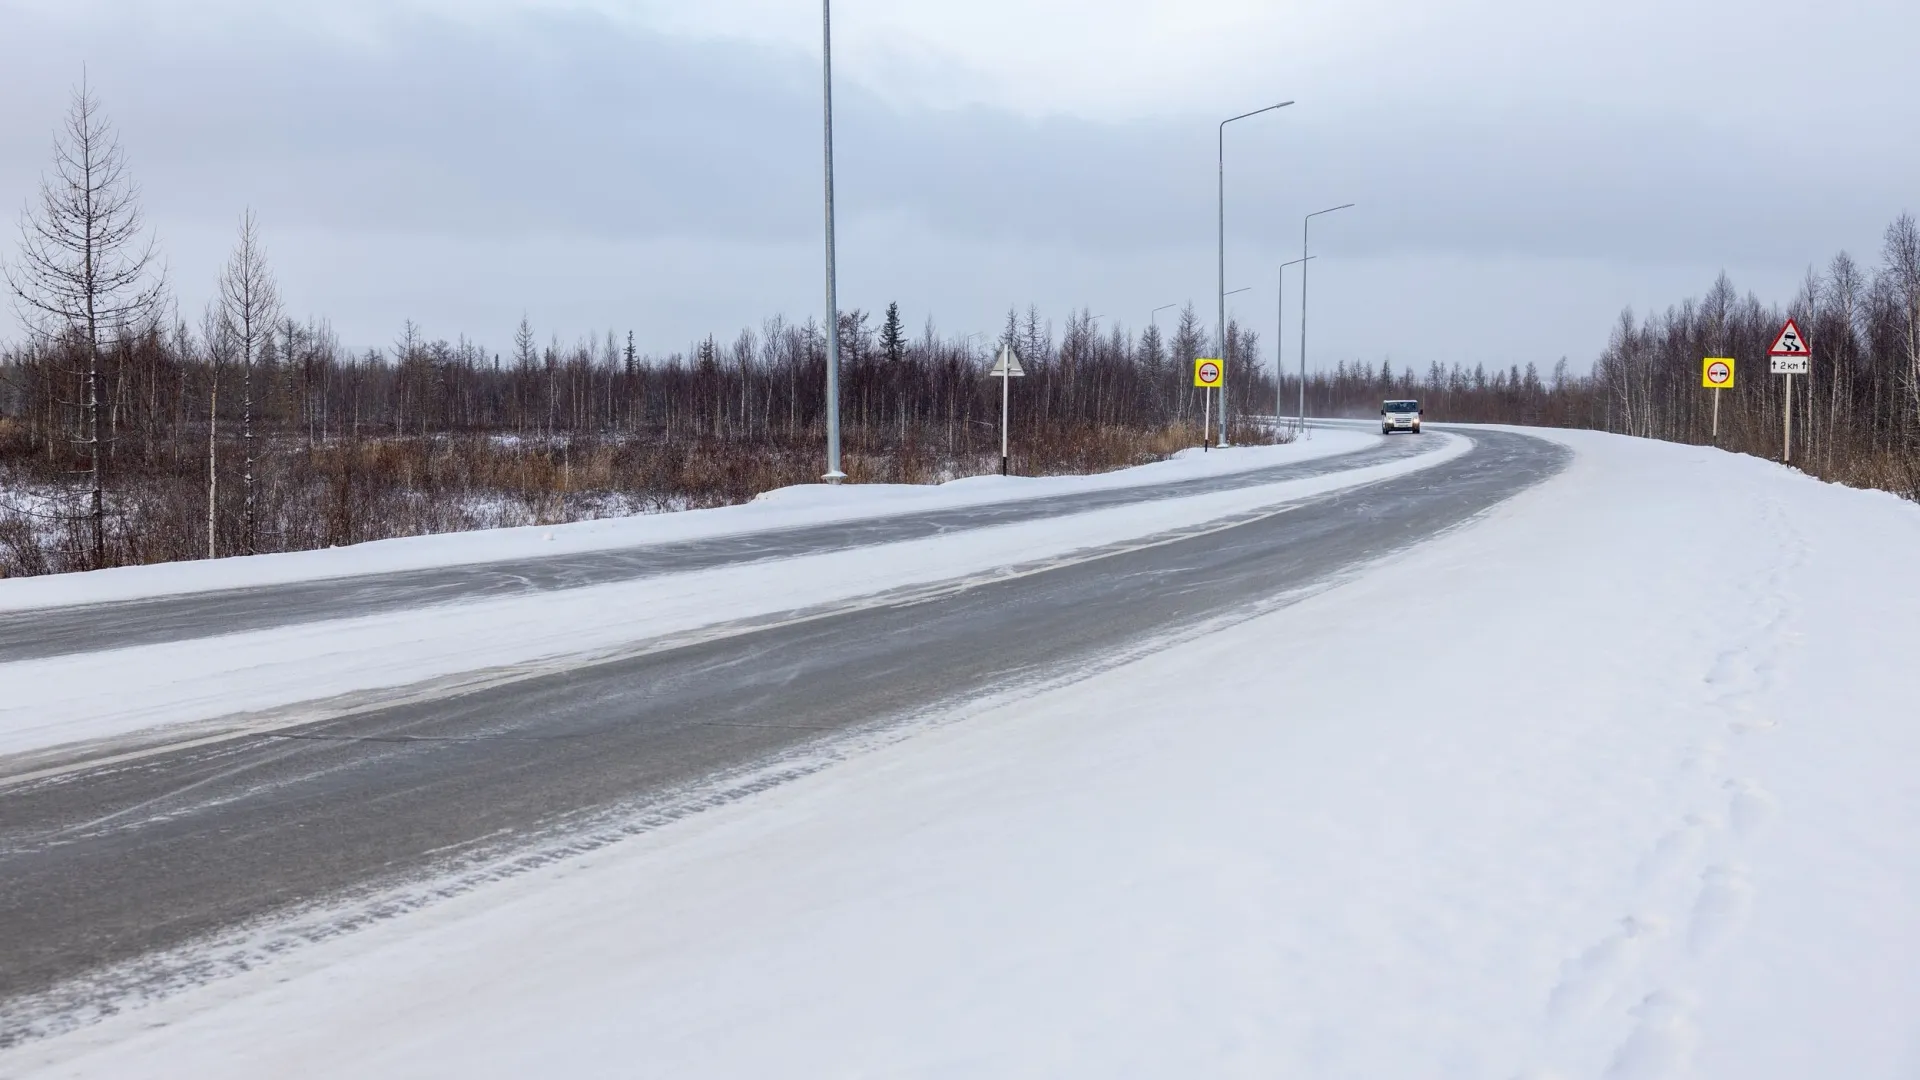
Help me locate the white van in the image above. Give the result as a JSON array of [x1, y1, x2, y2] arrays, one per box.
[[1381, 399, 1423, 434]]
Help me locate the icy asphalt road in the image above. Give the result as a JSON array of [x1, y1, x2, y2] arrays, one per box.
[[0, 435, 1430, 662], [0, 427, 1568, 1042]]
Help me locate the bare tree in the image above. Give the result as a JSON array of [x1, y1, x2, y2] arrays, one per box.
[[1883, 214, 1920, 431], [201, 303, 228, 560], [215, 210, 280, 555], [3, 77, 164, 569]]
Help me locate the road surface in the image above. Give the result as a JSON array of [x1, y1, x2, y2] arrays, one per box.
[[0, 428, 1568, 1046], [0, 435, 1433, 662]]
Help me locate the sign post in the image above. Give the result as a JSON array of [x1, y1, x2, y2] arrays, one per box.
[[1768, 319, 1811, 464], [1194, 358, 1224, 452], [988, 345, 1026, 475], [1702, 357, 1735, 443]]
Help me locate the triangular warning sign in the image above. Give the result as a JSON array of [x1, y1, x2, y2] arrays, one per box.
[[1769, 318, 1810, 357], [988, 345, 1026, 377]]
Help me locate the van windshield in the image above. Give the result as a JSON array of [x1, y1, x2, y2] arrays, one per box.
[[1384, 401, 1420, 413]]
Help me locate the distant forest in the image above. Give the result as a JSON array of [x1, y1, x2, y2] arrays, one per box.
[[1316, 218, 1920, 502], [2, 84, 1916, 576]]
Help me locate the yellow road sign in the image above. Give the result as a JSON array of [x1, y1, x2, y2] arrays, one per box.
[[1703, 357, 1735, 389], [1194, 357, 1224, 388]]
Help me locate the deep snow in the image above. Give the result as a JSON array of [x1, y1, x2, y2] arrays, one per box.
[[7, 428, 1920, 1078]]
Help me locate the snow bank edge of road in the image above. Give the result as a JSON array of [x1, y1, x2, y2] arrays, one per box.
[[0, 431, 1377, 614], [0, 432, 1468, 766]]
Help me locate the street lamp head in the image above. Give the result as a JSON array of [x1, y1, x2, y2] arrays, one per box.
[[1307, 202, 1357, 221], [1221, 100, 1296, 128]]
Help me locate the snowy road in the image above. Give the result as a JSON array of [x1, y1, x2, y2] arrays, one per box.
[[0, 428, 1565, 1038], [6, 426, 1919, 1078], [0, 433, 1431, 661]]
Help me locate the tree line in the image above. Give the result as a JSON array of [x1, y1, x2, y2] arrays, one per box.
[[0, 83, 1309, 574], [3, 82, 1914, 578], [1286, 218, 1920, 499]]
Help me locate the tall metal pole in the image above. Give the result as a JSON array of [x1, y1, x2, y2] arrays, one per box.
[[1784, 372, 1793, 464], [1298, 218, 1309, 437], [1299, 203, 1354, 436], [1217, 101, 1293, 450], [1149, 302, 1177, 378], [820, 0, 846, 482], [1277, 256, 1312, 436], [1001, 365, 1011, 475]]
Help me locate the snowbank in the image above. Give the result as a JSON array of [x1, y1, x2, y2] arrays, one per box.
[[13, 427, 1920, 1078], [0, 430, 1452, 760], [0, 431, 1374, 614]]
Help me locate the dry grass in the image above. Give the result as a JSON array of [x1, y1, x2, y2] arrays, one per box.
[[0, 419, 1290, 577]]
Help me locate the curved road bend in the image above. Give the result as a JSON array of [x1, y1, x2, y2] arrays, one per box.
[[0, 434, 1433, 663], [0, 427, 1569, 1044]]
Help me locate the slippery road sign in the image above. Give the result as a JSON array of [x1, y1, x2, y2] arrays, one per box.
[[1194, 358, 1224, 388], [1703, 357, 1735, 389], [1769, 319, 1810, 358], [1769, 320, 1811, 375]]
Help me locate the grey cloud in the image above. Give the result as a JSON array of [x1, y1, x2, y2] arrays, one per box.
[[3, 4, 1904, 276]]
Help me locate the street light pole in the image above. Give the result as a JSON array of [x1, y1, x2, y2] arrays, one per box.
[[1276, 256, 1314, 436], [1208, 288, 1251, 451], [1149, 303, 1178, 367], [1218, 100, 1293, 449], [1299, 203, 1353, 434], [820, 0, 846, 483]]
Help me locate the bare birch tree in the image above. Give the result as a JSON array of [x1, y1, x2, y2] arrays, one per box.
[[215, 210, 280, 555], [3, 78, 164, 569], [1882, 215, 1920, 432], [200, 303, 228, 560]]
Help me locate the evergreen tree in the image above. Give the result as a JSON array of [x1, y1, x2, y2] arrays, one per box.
[[880, 301, 906, 364]]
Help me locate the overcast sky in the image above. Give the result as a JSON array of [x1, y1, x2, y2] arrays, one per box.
[[2, 0, 1915, 371]]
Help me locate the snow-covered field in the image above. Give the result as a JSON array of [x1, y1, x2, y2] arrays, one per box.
[[9, 428, 1920, 1078], [0, 428, 1438, 760]]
